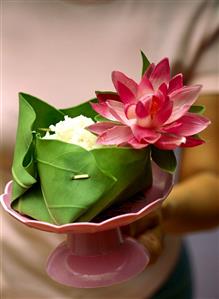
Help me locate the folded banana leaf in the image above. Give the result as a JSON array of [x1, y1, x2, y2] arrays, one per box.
[[11, 93, 152, 224]]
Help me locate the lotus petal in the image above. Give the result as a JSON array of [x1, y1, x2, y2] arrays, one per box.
[[145, 63, 155, 79], [155, 135, 186, 150], [106, 100, 130, 125], [112, 71, 138, 100], [116, 81, 136, 104], [150, 58, 170, 90], [154, 100, 173, 127], [132, 125, 161, 143], [166, 85, 202, 124], [138, 73, 154, 98], [128, 137, 149, 149], [95, 91, 120, 102], [164, 113, 210, 136], [87, 122, 118, 135], [168, 74, 183, 94], [135, 100, 150, 118], [181, 136, 205, 147], [90, 102, 117, 121], [97, 125, 133, 145]]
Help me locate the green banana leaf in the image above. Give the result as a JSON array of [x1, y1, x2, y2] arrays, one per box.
[[79, 147, 152, 222], [11, 93, 152, 224]]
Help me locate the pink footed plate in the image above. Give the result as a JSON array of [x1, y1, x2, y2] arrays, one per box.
[[1, 163, 173, 288], [1, 163, 173, 233]]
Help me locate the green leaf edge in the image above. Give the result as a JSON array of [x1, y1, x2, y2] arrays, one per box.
[[189, 105, 206, 114], [141, 50, 150, 77], [151, 146, 177, 174]]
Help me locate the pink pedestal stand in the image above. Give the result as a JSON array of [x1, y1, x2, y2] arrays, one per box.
[[1, 163, 173, 288]]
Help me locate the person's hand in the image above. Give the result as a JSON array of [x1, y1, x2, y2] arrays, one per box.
[[162, 94, 219, 234], [123, 209, 164, 265], [162, 173, 219, 234], [123, 171, 219, 266], [123, 93, 219, 266]]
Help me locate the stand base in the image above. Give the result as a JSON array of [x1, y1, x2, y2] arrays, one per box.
[[47, 237, 149, 288]]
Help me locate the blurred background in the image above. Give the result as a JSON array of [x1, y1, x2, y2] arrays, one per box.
[[1, 1, 218, 298], [186, 231, 219, 299]]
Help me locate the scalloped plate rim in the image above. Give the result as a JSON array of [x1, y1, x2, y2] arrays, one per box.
[[1, 165, 173, 233]]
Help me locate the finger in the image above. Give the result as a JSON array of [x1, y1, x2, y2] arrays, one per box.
[[162, 172, 219, 234], [130, 209, 162, 237], [137, 225, 164, 265]]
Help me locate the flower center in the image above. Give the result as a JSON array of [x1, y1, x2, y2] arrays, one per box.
[[150, 96, 159, 119]]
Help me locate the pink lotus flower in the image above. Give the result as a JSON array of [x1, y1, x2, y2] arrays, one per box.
[[88, 58, 210, 150]]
